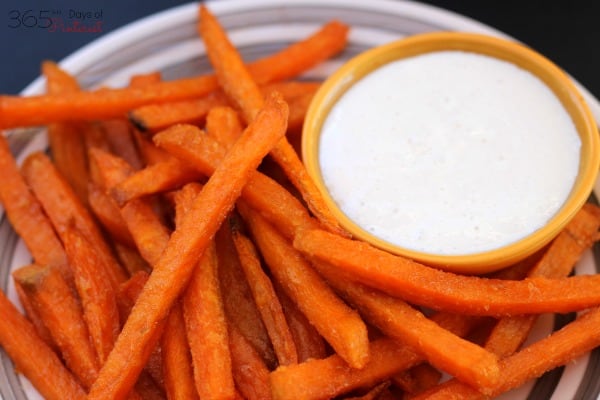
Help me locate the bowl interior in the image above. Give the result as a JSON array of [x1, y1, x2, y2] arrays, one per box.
[[302, 32, 600, 274]]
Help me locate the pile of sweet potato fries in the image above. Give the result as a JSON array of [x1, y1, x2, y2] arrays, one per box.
[[1, 5, 600, 400]]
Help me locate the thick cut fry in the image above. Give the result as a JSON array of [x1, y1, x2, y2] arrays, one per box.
[[269, 312, 480, 400], [0, 20, 347, 129], [88, 147, 172, 267], [62, 224, 121, 364], [130, 91, 228, 132], [88, 182, 136, 246], [101, 119, 144, 170], [413, 306, 600, 400], [162, 302, 199, 400], [216, 223, 277, 368], [199, 5, 347, 238], [230, 220, 298, 366], [228, 324, 273, 400], [13, 281, 57, 349], [294, 228, 600, 315], [112, 156, 204, 206], [0, 289, 86, 400], [0, 135, 69, 274], [183, 241, 235, 400], [413, 204, 600, 398], [240, 205, 369, 369], [21, 152, 127, 288], [13, 264, 99, 389], [87, 92, 287, 400], [153, 124, 320, 238], [129, 71, 162, 87], [131, 82, 319, 133], [205, 106, 244, 148], [275, 283, 328, 362], [316, 262, 499, 392], [43, 62, 90, 205]]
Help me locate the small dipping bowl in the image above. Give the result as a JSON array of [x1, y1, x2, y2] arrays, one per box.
[[302, 32, 600, 274]]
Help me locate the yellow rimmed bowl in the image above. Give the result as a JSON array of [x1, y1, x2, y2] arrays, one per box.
[[302, 32, 600, 274]]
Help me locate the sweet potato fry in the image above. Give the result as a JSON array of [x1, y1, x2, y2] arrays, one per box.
[[87, 91, 287, 399], [216, 223, 277, 368], [13, 280, 57, 349], [113, 242, 151, 276], [112, 155, 204, 206], [199, 5, 348, 238], [13, 264, 99, 389], [100, 118, 144, 170], [230, 218, 298, 366], [410, 204, 600, 398], [0, 289, 86, 400], [183, 241, 236, 400], [21, 152, 128, 288], [88, 182, 136, 247], [413, 306, 600, 400], [62, 224, 121, 365], [129, 71, 162, 87], [274, 283, 328, 362], [43, 61, 90, 205], [162, 302, 199, 400], [239, 204, 369, 369], [269, 312, 481, 400], [88, 147, 172, 267], [0, 135, 69, 274], [0, 20, 347, 129], [316, 261, 499, 391], [228, 323, 272, 400], [205, 106, 244, 148], [153, 124, 320, 238], [294, 228, 600, 315], [131, 82, 318, 133], [130, 91, 228, 132]]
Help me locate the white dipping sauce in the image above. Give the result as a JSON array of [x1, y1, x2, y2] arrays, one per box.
[[319, 51, 581, 255]]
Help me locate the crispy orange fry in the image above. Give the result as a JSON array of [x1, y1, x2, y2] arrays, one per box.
[[230, 218, 298, 366], [153, 124, 320, 238], [162, 302, 199, 400], [274, 283, 328, 362], [413, 306, 600, 400], [112, 155, 204, 206], [13, 264, 99, 389], [21, 152, 128, 289], [62, 224, 121, 365], [0, 20, 347, 129], [228, 323, 273, 400], [269, 312, 480, 400], [113, 242, 151, 276], [199, 5, 348, 238], [0, 289, 86, 400], [216, 223, 277, 368], [88, 182, 136, 247], [205, 106, 244, 148], [294, 228, 600, 315], [87, 92, 287, 399], [0, 135, 69, 274], [183, 241, 236, 400], [129, 71, 162, 87], [316, 261, 499, 391], [130, 91, 228, 132], [89, 148, 171, 267], [43, 61, 90, 205], [130, 82, 319, 133], [411, 204, 600, 398], [239, 204, 369, 369], [100, 118, 144, 170]]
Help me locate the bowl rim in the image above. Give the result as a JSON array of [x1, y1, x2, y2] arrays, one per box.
[[302, 31, 600, 274]]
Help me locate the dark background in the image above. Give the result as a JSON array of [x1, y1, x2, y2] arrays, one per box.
[[1, 0, 599, 101]]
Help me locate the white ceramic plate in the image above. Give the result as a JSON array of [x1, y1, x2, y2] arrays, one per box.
[[1, 1, 599, 399]]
